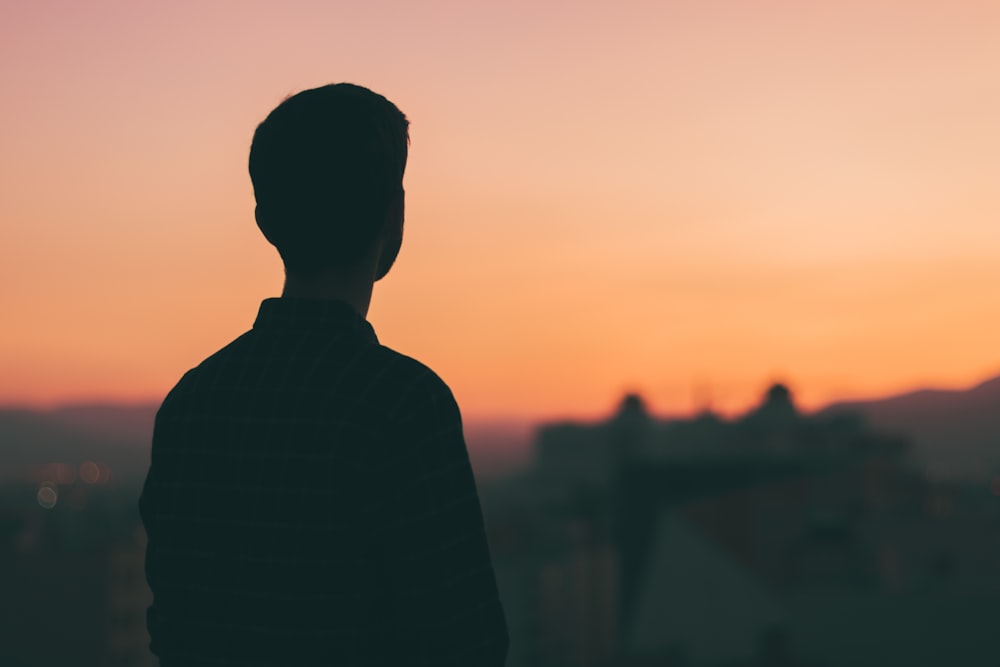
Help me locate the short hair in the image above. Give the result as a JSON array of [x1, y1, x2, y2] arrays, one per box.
[[249, 83, 409, 276]]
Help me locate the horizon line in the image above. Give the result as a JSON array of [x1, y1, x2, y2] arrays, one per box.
[[3, 368, 997, 425]]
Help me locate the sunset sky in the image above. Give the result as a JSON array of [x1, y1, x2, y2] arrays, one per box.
[[2, 1, 998, 422]]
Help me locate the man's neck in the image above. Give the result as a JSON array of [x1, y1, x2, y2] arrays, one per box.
[[280, 270, 374, 318]]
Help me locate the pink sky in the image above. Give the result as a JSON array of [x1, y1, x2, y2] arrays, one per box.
[[2, 1, 999, 421]]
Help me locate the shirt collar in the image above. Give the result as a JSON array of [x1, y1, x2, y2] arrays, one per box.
[[252, 297, 378, 343]]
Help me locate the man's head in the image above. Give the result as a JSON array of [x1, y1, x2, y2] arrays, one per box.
[[249, 83, 409, 280]]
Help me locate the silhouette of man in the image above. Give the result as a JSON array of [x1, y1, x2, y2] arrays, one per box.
[[139, 83, 509, 666]]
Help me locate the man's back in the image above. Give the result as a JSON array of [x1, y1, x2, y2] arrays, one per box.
[[140, 297, 509, 665]]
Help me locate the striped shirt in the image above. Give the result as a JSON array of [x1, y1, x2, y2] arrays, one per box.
[[139, 297, 509, 666]]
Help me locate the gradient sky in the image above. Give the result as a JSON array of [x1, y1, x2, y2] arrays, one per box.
[[2, 0, 999, 421]]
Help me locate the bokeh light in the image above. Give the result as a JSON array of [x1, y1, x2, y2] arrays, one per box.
[[37, 482, 58, 509], [79, 461, 100, 484]]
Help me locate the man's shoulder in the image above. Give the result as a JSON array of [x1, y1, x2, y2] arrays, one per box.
[[157, 331, 256, 398], [159, 334, 454, 416], [369, 344, 455, 404]]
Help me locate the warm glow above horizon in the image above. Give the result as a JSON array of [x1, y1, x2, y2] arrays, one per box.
[[2, 1, 999, 422]]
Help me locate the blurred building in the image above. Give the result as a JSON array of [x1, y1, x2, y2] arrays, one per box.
[[106, 524, 155, 667], [481, 384, 1000, 667], [0, 466, 151, 667]]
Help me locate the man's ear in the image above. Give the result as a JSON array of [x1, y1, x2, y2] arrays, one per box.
[[374, 190, 404, 282], [254, 205, 278, 246], [386, 189, 404, 241]]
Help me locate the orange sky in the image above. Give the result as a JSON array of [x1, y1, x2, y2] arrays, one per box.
[[2, 1, 999, 421]]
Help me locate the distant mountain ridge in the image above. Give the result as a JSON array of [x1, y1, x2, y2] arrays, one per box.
[[2, 373, 998, 482], [822, 374, 1000, 414], [818, 373, 1000, 480]]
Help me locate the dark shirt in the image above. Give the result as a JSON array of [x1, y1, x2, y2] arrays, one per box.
[[139, 297, 509, 666]]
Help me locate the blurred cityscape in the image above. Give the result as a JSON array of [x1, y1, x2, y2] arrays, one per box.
[[481, 384, 1000, 667], [2, 377, 1000, 666]]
